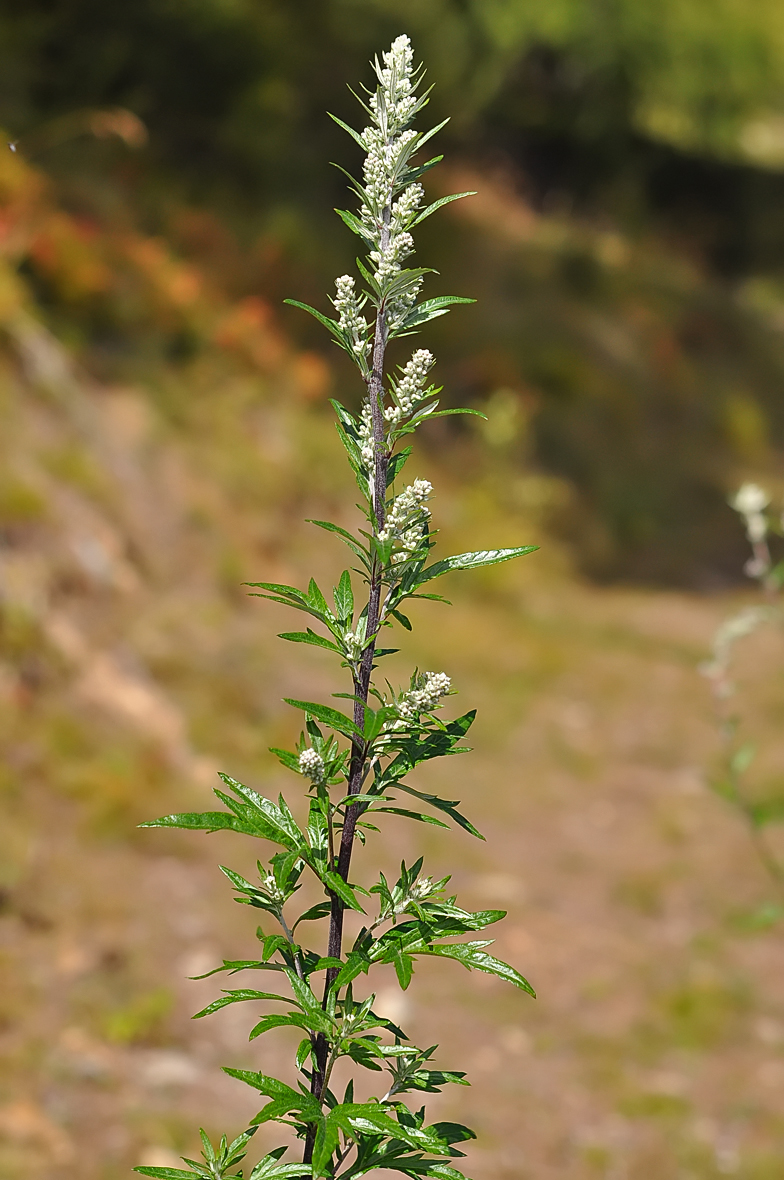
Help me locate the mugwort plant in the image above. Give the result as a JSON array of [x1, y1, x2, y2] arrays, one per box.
[[136, 36, 536, 1180], [701, 483, 784, 919]]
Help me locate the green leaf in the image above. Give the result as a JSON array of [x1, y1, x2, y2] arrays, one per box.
[[311, 956, 344, 972], [249, 1011, 333, 1040], [244, 580, 307, 601], [312, 1113, 341, 1176], [431, 1122, 477, 1146], [327, 111, 366, 148], [296, 1038, 312, 1070], [426, 943, 536, 996], [329, 1102, 438, 1152], [223, 1069, 322, 1119], [245, 585, 332, 632], [425, 407, 486, 420], [370, 806, 449, 829], [292, 901, 332, 929], [306, 578, 331, 617], [410, 191, 476, 226], [386, 447, 412, 486], [190, 959, 285, 979], [278, 630, 342, 653], [269, 747, 301, 773], [283, 299, 344, 341], [285, 699, 362, 740], [322, 869, 366, 913], [134, 1170, 195, 1179], [248, 1155, 312, 1180], [335, 423, 371, 496], [414, 117, 451, 151], [193, 989, 294, 1019], [217, 775, 307, 851], [397, 295, 475, 332], [335, 207, 374, 244], [307, 519, 370, 567], [139, 811, 247, 834], [392, 948, 414, 989], [363, 704, 396, 742], [334, 570, 354, 622], [283, 968, 326, 1018], [334, 792, 383, 808], [419, 547, 538, 583], [404, 153, 445, 183]]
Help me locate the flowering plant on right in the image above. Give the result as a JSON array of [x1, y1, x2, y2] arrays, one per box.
[[701, 483, 784, 918]]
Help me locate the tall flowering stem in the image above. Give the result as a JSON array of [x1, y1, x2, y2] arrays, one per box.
[[136, 36, 537, 1180], [701, 483, 784, 912]]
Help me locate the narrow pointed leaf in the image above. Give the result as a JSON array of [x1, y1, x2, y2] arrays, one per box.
[[327, 111, 366, 147], [139, 811, 247, 834], [411, 191, 476, 226], [284, 699, 362, 740], [426, 943, 535, 995], [193, 989, 294, 1019], [278, 630, 342, 653], [420, 547, 538, 583]]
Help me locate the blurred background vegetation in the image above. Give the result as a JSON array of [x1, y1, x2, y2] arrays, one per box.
[[2, 3, 784, 1179], [5, 0, 784, 580]]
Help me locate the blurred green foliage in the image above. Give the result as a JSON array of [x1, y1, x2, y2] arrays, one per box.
[[4, 0, 784, 582], [3, 0, 784, 233]]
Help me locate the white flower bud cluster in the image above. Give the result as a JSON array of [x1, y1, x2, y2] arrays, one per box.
[[386, 277, 423, 333], [384, 349, 434, 427], [343, 630, 364, 660], [394, 349, 434, 415], [393, 874, 434, 914], [409, 875, 434, 900], [390, 183, 423, 233], [358, 402, 375, 468], [370, 35, 418, 133], [731, 482, 770, 543], [261, 872, 286, 905], [700, 604, 774, 697], [333, 274, 369, 359], [370, 230, 414, 285], [332, 37, 427, 363], [361, 128, 417, 219], [298, 748, 325, 785], [377, 479, 432, 562], [396, 671, 451, 720]]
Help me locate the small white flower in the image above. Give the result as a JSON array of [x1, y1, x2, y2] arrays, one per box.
[[370, 230, 415, 284], [393, 349, 434, 415], [298, 748, 326, 785], [378, 480, 433, 562], [731, 483, 770, 516], [409, 875, 433, 900], [390, 183, 423, 232], [343, 630, 364, 660], [332, 274, 369, 360], [396, 671, 451, 719], [262, 872, 286, 904], [358, 402, 375, 468], [744, 555, 768, 577]]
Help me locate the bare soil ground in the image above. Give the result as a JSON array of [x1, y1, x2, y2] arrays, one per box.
[[1, 332, 783, 1180]]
